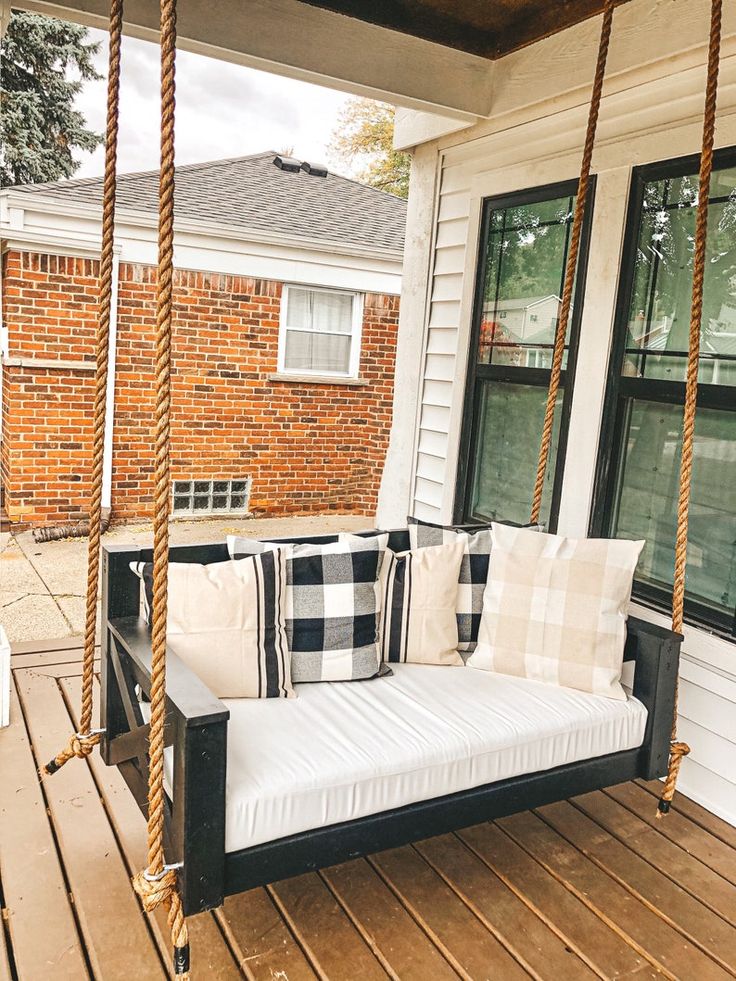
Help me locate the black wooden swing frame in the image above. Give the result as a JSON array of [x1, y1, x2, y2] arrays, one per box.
[[100, 530, 682, 917]]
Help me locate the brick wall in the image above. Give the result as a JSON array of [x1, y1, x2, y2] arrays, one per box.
[[1, 250, 399, 528]]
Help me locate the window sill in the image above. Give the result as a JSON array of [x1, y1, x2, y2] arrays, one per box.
[[269, 373, 368, 387]]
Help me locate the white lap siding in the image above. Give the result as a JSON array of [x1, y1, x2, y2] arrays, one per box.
[[397, 0, 736, 823], [411, 159, 473, 519]]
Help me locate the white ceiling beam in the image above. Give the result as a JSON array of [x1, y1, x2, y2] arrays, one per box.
[[15, 0, 491, 120]]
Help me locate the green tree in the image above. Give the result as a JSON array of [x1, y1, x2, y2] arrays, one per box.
[[0, 11, 103, 186], [330, 98, 410, 198]]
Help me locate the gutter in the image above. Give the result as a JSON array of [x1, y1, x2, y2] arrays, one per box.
[[102, 246, 121, 511]]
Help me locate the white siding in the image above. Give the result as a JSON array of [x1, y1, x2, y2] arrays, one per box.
[[402, 1, 736, 824], [410, 159, 473, 517]]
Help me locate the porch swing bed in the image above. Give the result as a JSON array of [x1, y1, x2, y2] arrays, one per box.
[[100, 531, 682, 917]]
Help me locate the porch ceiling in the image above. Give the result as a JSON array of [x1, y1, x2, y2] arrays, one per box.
[[15, 0, 631, 121], [297, 0, 633, 58]]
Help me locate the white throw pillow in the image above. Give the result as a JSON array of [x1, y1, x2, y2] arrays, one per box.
[[467, 524, 644, 699], [130, 550, 293, 699], [343, 534, 467, 666]]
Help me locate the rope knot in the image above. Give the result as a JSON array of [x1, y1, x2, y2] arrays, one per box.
[[132, 865, 180, 914], [44, 730, 102, 775], [133, 863, 190, 977], [656, 740, 691, 819]]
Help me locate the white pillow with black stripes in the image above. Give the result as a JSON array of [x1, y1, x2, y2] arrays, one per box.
[[342, 533, 466, 666], [130, 550, 294, 699]]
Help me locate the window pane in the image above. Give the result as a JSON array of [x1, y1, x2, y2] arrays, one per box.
[[611, 399, 736, 620], [623, 166, 736, 386], [311, 292, 353, 333], [286, 288, 353, 333], [468, 381, 562, 526], [284, 330, 351, 373], [479, 194, 576, 369], [285, 288, 311, 329]]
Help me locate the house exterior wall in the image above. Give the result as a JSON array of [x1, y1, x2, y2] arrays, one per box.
[[380, 0, 736, 824], [1, 249, 399, 527]]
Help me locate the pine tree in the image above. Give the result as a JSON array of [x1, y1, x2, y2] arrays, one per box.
[[0, 11, 103, 186], [330, 98, 410, 199]]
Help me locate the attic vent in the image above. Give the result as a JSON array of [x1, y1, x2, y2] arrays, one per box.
[[172, 478, 251, 516], [273, 155, 301, 173], [301, 161, 328, 178]]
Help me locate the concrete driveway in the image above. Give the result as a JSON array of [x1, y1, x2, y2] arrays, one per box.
[[0, 513, 371, 644]]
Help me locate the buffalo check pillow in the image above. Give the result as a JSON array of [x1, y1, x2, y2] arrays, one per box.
[[130, 550, 293, 699], [467, 523, 644, 699], [227, 534, 388, 683], [408, 518, 493, 651]]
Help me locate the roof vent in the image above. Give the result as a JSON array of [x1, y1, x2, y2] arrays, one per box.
[[273, 155, 301, 173], [300, 160, 328, 178]]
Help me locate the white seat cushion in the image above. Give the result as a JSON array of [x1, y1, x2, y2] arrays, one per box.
[[215, 662, 646, 853]]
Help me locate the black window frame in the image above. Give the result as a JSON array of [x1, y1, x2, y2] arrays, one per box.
[[591, 147, 736, 642], [454, 177, 596, 530]]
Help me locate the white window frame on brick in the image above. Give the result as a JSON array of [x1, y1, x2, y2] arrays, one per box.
[[278, 284, 364, 379]]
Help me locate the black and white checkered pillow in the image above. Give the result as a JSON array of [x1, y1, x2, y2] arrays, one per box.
[[407, 518, 493, 651], [227, 535, 389, 683]]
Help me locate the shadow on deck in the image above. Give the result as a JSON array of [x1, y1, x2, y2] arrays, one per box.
[[2, 638, 735, 979]]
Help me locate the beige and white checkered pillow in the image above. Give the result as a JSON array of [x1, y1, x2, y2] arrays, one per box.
[[467, 524, 644, 699]]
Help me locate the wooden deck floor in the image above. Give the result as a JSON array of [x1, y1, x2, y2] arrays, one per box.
[[2, 641, 736, 980]]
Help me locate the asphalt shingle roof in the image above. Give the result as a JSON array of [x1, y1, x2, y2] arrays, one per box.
[[9, 151, 407, 253]]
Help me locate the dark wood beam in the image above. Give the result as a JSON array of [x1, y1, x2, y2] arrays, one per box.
[[297, 0, 633, 59]]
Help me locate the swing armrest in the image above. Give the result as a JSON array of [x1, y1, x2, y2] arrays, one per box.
[[102, 614, 229, 915], [108, 616, 229, 727]]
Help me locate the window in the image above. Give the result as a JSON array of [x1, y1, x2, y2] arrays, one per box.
[[172, 478, 251, 516], [455, 180, 593, 528], [594, 151, 736, 639], [279, 285, 363, 377]]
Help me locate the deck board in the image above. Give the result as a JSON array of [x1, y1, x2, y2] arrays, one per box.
[[369, 845, 530, 980], [0, 680, 88, 979], [60, 676, 242, 980], [500, 809, 732, 980], [607, 782, 736, 886], [217, 888, 320, 981], [4, 639, 736, 980], [538, 800, 736, 973], [416, 832, 596, 979], [322, 858, 459, 979], [15, 668, 166, 981], [572, 790, 736, 927], [457, 821, 662, 979]]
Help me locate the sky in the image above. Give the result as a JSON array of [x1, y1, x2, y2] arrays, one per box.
[[73, 27, 355, 179]]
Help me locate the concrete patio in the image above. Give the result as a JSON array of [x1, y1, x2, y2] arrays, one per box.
[[0, 514, 370, 644]]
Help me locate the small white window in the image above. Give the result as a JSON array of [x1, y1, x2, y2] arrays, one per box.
[[279, 285, 363, 378]]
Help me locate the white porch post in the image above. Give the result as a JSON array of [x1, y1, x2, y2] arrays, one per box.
[[376, 142, 439, 526]]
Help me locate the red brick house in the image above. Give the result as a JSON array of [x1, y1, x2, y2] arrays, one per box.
[[0, 152, 405, 529]]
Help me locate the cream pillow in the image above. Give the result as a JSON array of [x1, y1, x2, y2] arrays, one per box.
[[467, 524, 644, 699], [131, 550, 293, 699], [383, 538, 467, 666]]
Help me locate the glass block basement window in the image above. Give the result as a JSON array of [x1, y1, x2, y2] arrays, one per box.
[[172, 479, 251, 516]]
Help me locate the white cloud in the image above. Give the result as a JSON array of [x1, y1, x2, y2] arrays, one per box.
[[73, 28, 355, 179]]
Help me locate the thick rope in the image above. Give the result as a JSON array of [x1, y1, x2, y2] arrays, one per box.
[[529, 0, 614, 525], [657, 0, 721, 818], [130, 0, 189, 975], [43, 0, 123, 777]]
